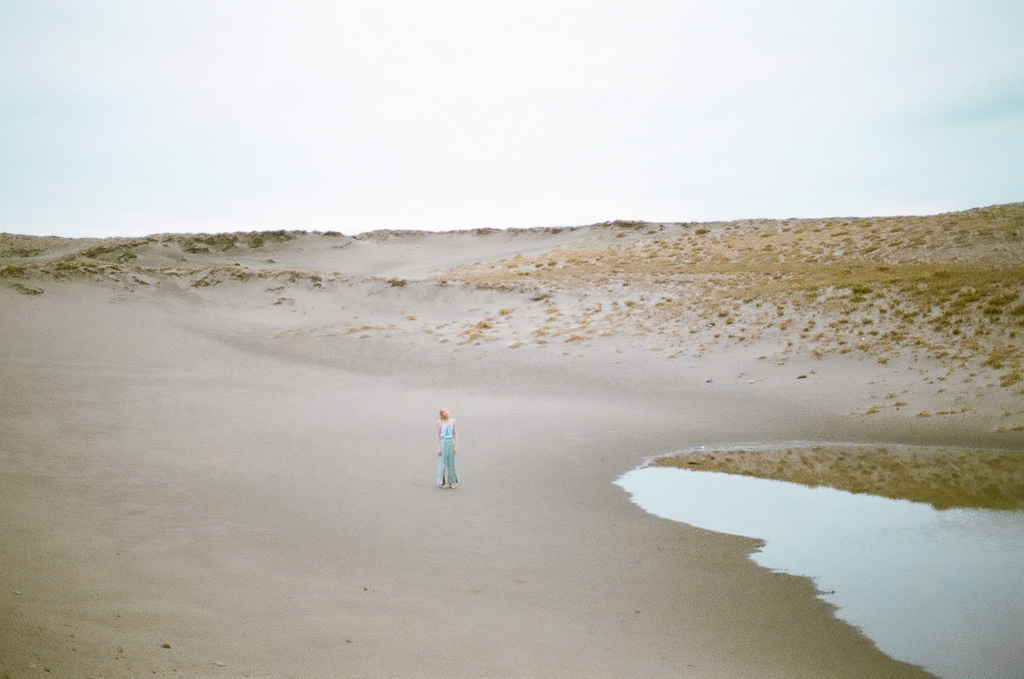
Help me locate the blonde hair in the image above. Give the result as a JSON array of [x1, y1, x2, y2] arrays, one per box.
[[439, 407, 450, 421]]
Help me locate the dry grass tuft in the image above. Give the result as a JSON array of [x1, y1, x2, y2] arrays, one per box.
[[1001, 371, 1023, 388], [11, 283, 44, 295]]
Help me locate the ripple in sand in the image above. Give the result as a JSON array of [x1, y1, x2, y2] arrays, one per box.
[[616, 465, 1024, 679]]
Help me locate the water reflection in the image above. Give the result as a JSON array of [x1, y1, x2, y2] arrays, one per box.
[[615, 466, 1024, 679]]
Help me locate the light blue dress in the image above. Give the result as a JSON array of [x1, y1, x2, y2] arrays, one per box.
[[437, 421, 457, 486]]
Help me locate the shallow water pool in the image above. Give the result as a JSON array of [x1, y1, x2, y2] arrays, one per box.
[[615, 466, 1024, 679]]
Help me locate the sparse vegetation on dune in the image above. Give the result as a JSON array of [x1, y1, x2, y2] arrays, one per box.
[[0, 230, 304, 260], [0, 257, 339, 291], [445, 203, 1024, 376], [0, 228, 346, 293]]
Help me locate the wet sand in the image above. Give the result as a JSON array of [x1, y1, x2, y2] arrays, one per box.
[[2, 206, 1022, 677], [653, 443, 1024, 511]]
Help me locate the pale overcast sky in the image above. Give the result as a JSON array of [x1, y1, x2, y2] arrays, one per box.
[[1, 1, 1022, 237]]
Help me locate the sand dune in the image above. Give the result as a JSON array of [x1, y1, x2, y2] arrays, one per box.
[[2, 205, 1022, 677]]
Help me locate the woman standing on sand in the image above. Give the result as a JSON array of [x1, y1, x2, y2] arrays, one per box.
[[437, 408, 458, 489]]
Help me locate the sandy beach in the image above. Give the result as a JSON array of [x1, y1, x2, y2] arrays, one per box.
[[2, 205, 1023, 677]]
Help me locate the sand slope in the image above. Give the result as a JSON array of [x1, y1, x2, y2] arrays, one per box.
[[4, 206, 1021, 677]]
